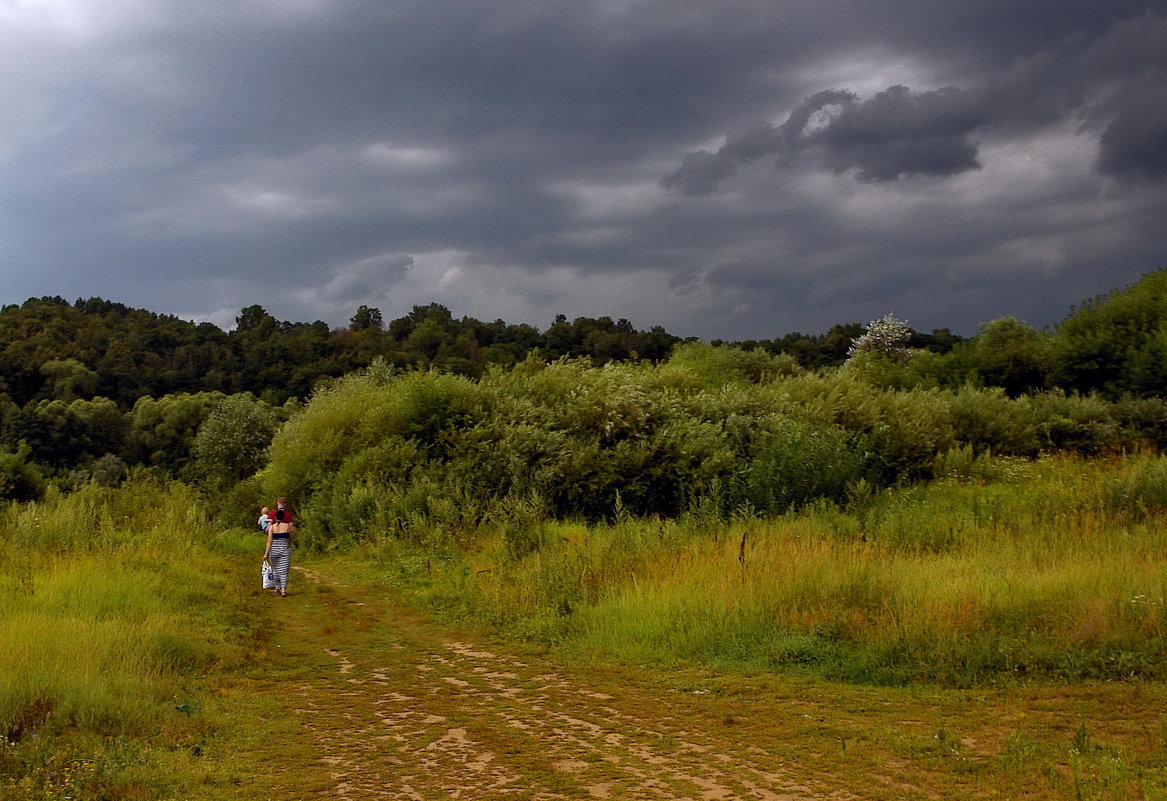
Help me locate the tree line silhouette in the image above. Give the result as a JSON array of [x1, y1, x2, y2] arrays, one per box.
[[1, 269, 1165, 500]]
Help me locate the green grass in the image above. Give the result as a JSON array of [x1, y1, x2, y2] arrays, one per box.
[[385, 452, 1167, 686], [0, 479, 268, 800], [4, 453, 1167, 798]]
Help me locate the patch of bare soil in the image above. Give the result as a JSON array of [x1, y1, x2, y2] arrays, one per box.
[[277, 565, 852, 800]]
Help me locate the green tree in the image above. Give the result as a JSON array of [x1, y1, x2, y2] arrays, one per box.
[[39, 358, 98, 401], [0, 443, 44, 501], [191, 394, 281, 487], [350, 305, 384, 331], [1053, 269, 1167, 398], [127, 392, 227, 473], [972, 317, 1051, 396]]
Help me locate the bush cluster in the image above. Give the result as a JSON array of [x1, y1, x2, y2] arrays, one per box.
[[265, 343, 1167, 547]]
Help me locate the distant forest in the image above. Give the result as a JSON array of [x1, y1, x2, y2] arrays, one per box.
[[0, 296, 963, 409], [1, 268, 1165, 497]]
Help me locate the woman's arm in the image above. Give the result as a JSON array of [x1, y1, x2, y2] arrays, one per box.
[[264, 529, 273, 560]]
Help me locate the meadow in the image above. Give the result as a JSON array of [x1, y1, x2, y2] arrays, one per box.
[[0, 479, 265, 800], [378, 450, 1167, 687], [5, 319, 1167, 796], [2, 452, 1167, 798]]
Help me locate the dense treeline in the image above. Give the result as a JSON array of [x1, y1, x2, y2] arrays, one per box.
[[260, 342, 1167, 545], [0, 297, 678, 408], [1, 269, 1166, 503]]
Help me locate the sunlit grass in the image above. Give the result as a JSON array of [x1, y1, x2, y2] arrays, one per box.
[[393, 453, 1167, 686], [0, 478, 264, 800]]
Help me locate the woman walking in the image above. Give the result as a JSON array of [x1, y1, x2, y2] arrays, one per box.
[[263, 506, 294, 597]]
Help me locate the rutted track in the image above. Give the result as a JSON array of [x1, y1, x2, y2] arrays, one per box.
[[268, 563, 850, 801]]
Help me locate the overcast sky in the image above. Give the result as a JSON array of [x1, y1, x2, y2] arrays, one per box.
[[2, 1, 1166, 340]]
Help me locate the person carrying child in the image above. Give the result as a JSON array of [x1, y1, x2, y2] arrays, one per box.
[[262, 499, 295, 597]]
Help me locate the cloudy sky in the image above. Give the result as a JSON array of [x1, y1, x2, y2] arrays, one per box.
[[2, 0, 1166, 340]]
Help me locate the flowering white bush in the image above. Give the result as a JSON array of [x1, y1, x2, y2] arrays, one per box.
[[847, 314, 912, 361]]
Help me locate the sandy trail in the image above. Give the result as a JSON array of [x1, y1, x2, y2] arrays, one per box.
[[278, 564, 849, 801]]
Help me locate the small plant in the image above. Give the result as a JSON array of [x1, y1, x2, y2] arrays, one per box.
[[1073, 718, 1093, 754]]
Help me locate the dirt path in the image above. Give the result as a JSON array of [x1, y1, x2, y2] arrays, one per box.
[[239, 561, 853, 801], [214, 560, 1167, 801]]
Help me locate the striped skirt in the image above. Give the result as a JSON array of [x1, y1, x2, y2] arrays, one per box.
[[268, 539, 291, 591]]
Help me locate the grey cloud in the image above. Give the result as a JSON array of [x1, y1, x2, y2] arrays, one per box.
[[666, 10, 1167, 196], [1098, 91, 1167, 179], [664, 85, 985, 194], [2, 2, 1166, 341], [811, 85, 984, 180]]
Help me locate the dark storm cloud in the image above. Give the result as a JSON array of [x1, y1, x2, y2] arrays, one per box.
[[1097, 75, 1167, 179], [667, 9, 1167, 195], [1, 1, 1166, 340], [663, 85, 987, 194]]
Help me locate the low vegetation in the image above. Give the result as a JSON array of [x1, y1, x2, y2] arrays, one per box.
[[3, 269, 1167, 797], [0, 480, 264, 800], [372, 452, 1167, 686]]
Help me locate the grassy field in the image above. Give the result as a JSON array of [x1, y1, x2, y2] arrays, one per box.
[[2, 453, 1167, 798], [383, 452, 1167, 686], [0, 479, 267, 800]]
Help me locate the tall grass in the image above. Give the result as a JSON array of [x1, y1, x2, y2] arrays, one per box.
[[385, 453, 1167, 686], [0, 478, 258, 799]]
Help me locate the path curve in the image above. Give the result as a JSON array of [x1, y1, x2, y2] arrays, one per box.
[[268, 562, 853, 801]]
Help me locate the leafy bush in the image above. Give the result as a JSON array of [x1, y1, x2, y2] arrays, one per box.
[[1053, 270, 1167, 398], [946, 385, 1039, 456], [126, 392, 227, 475], [1024, 391, 1119, 454], [666, 341, 800, 384], [265, 350, 1166, 547], [725, 416, 859, 513], [191, 393, 282, 488], [777, 373, 955, 482], [0, 445, 44, 502]]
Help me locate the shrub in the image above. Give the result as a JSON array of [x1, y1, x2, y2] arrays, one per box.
[[947, 385, 1039, 456], [778, 373, 955, 482], [0, 445, 44, 502], [1024, 391, 1119, 454], [666, 341, 800, 385], [725, 416, 860, 513], [89, 454, 129, 488], [192, 394, 281, 488]]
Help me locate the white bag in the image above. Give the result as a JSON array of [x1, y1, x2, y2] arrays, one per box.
[[262, 559, 276, 589]]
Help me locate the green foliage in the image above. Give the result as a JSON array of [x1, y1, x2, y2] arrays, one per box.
[[1023, 391, 1118, 454], [946, 385, 1040, 456], [777, 372, 957, 482], [191, 394, 282, 488], [1054, 270, 1167, 398], [665, 341, 801, 384], [3, 270, 1167, 498], [266, 347, 1167, 548], [88, 454, 129, 488], [38, 359, 98, 402], [126, 392, 227, 474], [0, 445, 44, 502], [971, 316, 1052, 396], [0, 397, 126, 470]]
